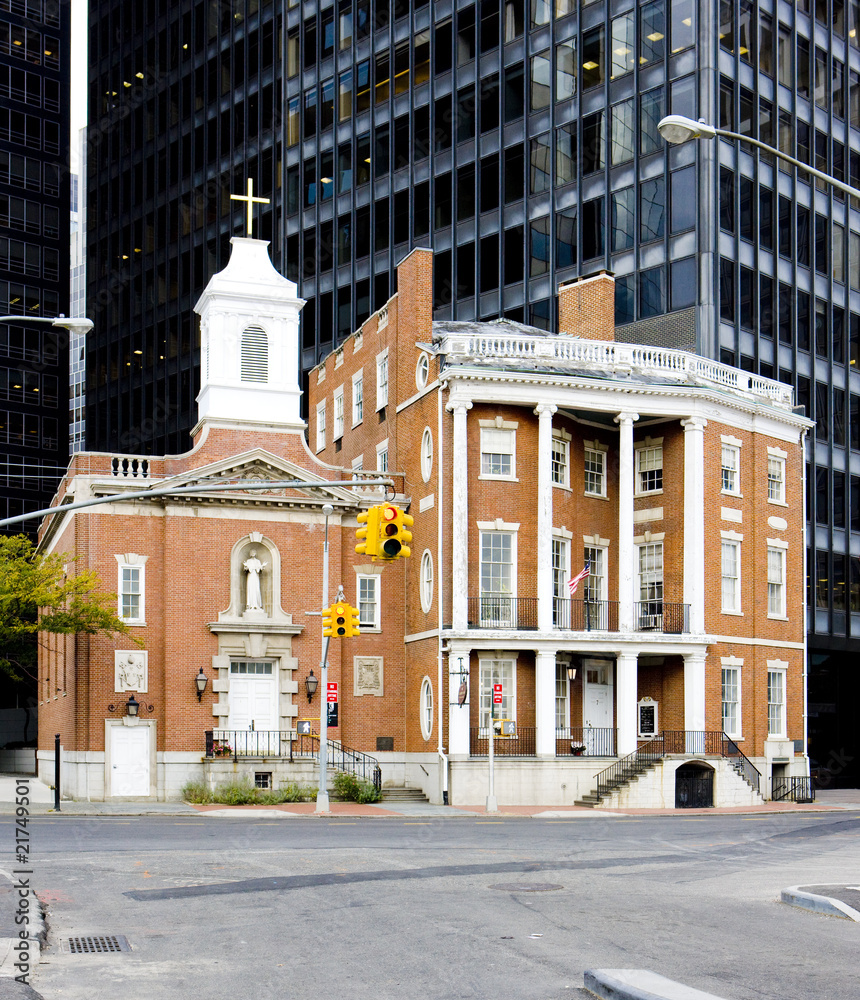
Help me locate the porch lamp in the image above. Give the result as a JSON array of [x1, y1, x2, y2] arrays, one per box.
[[195, 668, 208, 701], [126, 694, 140, 718], [305, 669, 318, 702], [566, 664, 578, 682]]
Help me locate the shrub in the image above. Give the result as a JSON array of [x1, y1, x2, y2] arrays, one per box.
[[212, 778, 258, 805], [332, 771, 382, 803], [181, 780, 213, 804]]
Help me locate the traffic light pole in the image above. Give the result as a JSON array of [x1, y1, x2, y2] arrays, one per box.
[[316, 503, 334, 813]]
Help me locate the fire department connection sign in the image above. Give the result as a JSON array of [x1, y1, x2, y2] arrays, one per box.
[[493, 683, 503, 705], [327, 682, 338, 703]]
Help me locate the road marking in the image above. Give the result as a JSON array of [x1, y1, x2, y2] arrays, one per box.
[[476, 821, 504, 824], [404, 822, 430, 825]]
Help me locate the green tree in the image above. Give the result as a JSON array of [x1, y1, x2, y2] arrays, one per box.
[[0, 534, 139, 689]]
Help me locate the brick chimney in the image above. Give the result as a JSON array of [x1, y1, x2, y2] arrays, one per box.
[[557, 271, 615, 341]]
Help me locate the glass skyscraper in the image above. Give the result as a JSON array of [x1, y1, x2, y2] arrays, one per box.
[[0, 0, 70, 532], [85, 0, 860, 783]]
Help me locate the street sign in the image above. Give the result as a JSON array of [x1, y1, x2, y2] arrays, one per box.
[[296, 720, 317, 736], [493, 683, 503, 705], [327, 682, 338, 702]]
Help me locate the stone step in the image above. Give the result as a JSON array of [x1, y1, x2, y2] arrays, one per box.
[[382, 788, 429, 802]]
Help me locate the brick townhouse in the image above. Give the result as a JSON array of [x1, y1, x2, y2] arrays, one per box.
[[37, 237, 812, 807]]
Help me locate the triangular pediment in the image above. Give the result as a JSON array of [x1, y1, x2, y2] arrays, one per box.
[[155, 449, 362, 505]]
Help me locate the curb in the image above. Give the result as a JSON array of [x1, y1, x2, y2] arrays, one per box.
[[584, 969, 734, 1000], [781, 884, 860, 921]]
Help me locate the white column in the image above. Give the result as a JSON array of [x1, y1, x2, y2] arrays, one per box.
[[447, 646, 471, 757], [616, 651, 638, 756], [681, 416, 707, 634], [534, 403, 557, 632], [448, 400, 472, 630], [534, 649, 557, 757], [614, 411, 639, 631], [683, 650, 707, 753]]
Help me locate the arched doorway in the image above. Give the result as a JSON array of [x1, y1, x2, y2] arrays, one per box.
[[675, 762, 714, 808]]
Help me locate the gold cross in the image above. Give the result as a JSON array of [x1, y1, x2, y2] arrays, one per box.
[[230, 179, 270, 237]]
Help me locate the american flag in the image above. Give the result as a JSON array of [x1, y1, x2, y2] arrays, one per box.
[[568, 562, 591, 596]]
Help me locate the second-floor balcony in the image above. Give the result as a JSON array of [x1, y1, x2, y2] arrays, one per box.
[[465, 596, 690, 634]]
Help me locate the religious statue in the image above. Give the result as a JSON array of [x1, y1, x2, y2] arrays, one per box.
[[243, 548, 267, 612]]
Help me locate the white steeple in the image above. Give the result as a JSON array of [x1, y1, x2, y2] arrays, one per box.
[[194, 237, 306, 432]]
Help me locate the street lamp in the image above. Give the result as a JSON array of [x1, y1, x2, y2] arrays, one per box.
[[0, 315, 94, 336], [657, 114, 860, 201]]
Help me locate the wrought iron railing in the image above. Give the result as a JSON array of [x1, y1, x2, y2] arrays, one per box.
[[596, 737, 667, 800], [204, 730, 381, 790], [556, 727, 617, 756], [633, 601, 690, 633], [772, 775, 815, 803], [719, 735, 761, 795], [553, 599, 619, 631], [470, 726, 537, 756], [467, 596, 538, 630]]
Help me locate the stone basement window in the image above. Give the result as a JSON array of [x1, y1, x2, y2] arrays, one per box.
[[254, 772, 272, 789]]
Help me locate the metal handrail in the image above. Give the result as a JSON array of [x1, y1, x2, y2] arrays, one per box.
[[720, 734, 761, 795], [553, 599, 619, 631], [772, 776, 815, 803], [633, 601, 690, 633], [467, 595, 538, 630], [556, 727, 617, 756], [595, 737, 666, 800]]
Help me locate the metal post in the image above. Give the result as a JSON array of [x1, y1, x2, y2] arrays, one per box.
[[487, 717, 498, 814], [53, 733, 61, 811], [316, 503, 334, 813]]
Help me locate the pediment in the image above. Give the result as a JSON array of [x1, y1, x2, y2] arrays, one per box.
[[155, 449, 359, 505]]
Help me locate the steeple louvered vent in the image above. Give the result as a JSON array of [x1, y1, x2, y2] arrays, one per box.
[[240, 325, 268, 383]]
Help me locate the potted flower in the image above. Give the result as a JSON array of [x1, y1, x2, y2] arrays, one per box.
[[570, 743, 587, 756], [213, 741, 233, 757]]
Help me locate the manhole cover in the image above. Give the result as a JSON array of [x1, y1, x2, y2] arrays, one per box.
[[489, 883, 563, 892], [64, 935, 130, 954]]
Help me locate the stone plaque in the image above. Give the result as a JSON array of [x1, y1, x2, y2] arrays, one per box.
[[638, 697, 658, 737], [354, 656, 384, 697], [115, 651, 148, 693]]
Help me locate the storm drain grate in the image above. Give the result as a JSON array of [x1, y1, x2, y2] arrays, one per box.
[[64, 935, 130, 954]]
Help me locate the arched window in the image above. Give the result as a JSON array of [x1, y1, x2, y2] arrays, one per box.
[[240, 325, 268, 382]]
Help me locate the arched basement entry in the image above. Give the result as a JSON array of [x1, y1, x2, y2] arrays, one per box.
[[675, 762, 714, 809]]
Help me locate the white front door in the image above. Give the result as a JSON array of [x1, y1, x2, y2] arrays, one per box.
[[227, 661, 277, 731], [582, 659, 614, 754], [110, 725, 150, 797]]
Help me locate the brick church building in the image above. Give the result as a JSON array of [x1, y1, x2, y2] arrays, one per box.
[[37, 237, 812, 807]]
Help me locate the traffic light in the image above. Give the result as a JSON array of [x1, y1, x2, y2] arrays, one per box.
[[322, 602, 360, 637], [355, 507, 380, 558], [377, 503, 413, 560]]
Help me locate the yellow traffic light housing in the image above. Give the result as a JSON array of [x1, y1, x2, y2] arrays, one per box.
[[322, 602, 359, 637], [344, 603, 361, 636], [355, 507, 380, 558], [377, 503, 413, 560]]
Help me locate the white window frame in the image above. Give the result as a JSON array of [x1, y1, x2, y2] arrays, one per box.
[[721, 659, 742, 738], [419, 676, 433, 740], [116, 558, 146, 625], [352, 371, 363, 426], [767, 542, 787, 618], [478, 523, 518, 627], [767, 449, 787, 505], [635, 441, 663, 495], [478, 657, 516, 732], [376, 438, 388, 473], [479, 423, 517, 480], [357, 574, 380, 629], [583, 543, 608, 602], [315, 400, 326, 452], [376, 349, 388, 410], [420, 427, 433, 482], [637, 540, 664, 603], [419, 550, 434, 613], [767, 665, 787, 737], [333, 387, 344, 440], [720, 535, 742, 614], [351, 454, 364, 479], [583, 441, 607, 497], [551, 535, 570, 626], [416, 352, 430, 389], [555, 661, 570, 731], [720, 439, 741, 496], [551, 434, 570, 488]]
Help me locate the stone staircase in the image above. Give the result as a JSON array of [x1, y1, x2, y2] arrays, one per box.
[[575, 758, 661, 808], [382, 785, 430, 804]]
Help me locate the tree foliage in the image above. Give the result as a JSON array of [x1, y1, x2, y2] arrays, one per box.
[[0, 534, 139, 683]]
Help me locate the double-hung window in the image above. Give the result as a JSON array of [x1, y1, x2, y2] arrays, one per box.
[[352, 371, 363, 425], [767, 667, 787, 736], [721, 537, 741, 613], [635, 443, 663, 493], [767, 452, 786, 503], [551, 536, 569, 626], [480, 529, 515, 626], [480, 426, 516, 478], [316, 401, 326, 451], [584, 443, 607, 496], [555, 662, 569, 730], [376, 350, 388, 409], [357, 575, 379, 628], [117, 559, 145, 624], [551, 434, 569, 487], [479, 658, 515, 731], [637, 541, 663, 623], [721, 441, 740, 494], [767, 544, 787, 617], [333, 387, 344, 440], [721, 663, 742, 737], [583, 545, 607, 602]]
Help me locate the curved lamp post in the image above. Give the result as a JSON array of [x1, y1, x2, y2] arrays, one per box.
[[657, 114, 860, 201], [0, 315, 94, 336]]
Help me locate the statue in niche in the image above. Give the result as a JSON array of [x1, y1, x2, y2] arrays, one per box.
[[117, 653, 145, 691], [243, 548, 267, 612]]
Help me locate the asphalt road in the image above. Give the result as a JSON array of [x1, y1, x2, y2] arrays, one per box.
[[12, 812, 860, 1000]]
